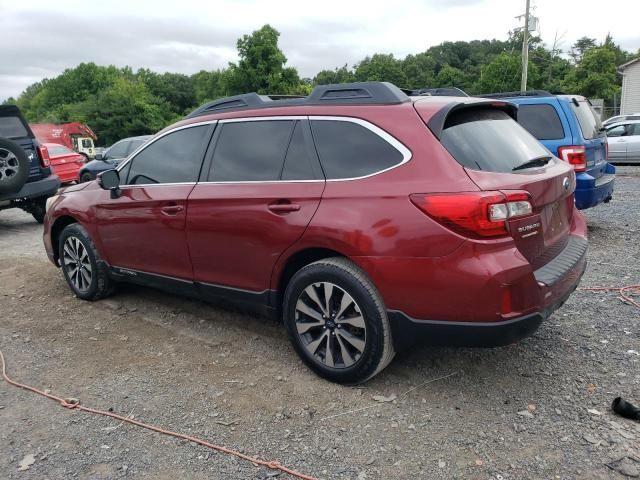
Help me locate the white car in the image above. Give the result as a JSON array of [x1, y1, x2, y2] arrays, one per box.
[[606, 120, 640, 163], [602, 113, 640, 128]]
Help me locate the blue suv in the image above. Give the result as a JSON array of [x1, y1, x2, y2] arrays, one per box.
[[483, 91, 615, 210]]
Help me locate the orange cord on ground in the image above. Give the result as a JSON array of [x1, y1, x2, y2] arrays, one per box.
[[0, 348, 318, 480], [578, 285, 640, 309]]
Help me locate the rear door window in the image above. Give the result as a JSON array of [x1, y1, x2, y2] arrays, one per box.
[[570, 99, 603, 140], [440, 108, 551, 173], [517, 104, 565, 140], [310, 120, 405, 179], [0, 117, 28, 138], [209, 120, 293, 181]]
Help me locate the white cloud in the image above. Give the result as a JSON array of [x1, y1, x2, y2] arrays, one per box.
[[1, 0, 638, 100]]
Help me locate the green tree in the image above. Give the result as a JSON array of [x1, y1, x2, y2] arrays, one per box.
[[563, 46, 618, 99], [434, 65, 466, 89], [570, 37, 597, 64], [226, 24, 300, 94], [79, 77, 172, 145], [354, 54, 407, 86], [313, 65, 355, 85], [192, 70, 228, 103], [138, 70, 197, 115], [401, 53, 436, 89], [475, 53, 539, 93]]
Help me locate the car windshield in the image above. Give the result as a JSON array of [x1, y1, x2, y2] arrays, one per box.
[[48, 145, 74, 156], [440, 108, 552, 173], [0, 116, 29, 138]]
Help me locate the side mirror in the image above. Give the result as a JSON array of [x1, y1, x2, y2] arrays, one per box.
[[97, 169, 121, 199], [95, 153, 104, 160]]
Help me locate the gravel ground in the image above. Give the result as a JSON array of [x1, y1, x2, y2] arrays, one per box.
[[1, 167, 639, 480]]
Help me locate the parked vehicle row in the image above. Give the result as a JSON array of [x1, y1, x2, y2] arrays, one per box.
[[481, 90, 615, 210], [31, 122, 97, 160], [44, 82, 588, 383]]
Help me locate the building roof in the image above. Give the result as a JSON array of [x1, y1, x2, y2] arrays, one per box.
[[617, 57, 640, 72]]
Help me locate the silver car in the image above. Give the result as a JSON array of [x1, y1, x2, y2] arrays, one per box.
[[602, 113, 640, 128], [606, 120, 640, 163]]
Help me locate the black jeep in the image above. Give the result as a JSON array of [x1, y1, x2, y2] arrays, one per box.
[[0, 105, 60, 223]]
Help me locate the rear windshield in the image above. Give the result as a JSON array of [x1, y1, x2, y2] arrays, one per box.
[[48, 145, 74, 156], [571, 99, 602, 140], [517, 104, 565, 140], [440, 108, 550, 173], [0, 116, 29, 138]]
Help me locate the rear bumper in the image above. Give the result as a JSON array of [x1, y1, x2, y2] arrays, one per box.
[[1, 175, 60, 201], [383, 234, 587, 350], [575, 164, 615, 210], [388, 280, 578, 349]]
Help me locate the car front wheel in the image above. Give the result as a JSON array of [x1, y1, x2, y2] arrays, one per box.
[[80, 172, 94, 183], [58, 223, 114, 300], [283, 257, 395, 384]]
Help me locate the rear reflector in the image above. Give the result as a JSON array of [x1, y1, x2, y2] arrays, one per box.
[[410, 191, 533, 239], [37, 145, 51, 168], [558, 146, 586, 172]]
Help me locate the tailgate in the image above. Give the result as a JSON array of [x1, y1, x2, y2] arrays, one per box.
[[420, 99, 576, 268]]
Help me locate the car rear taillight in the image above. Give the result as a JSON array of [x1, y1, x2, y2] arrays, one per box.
[[37, 145, 51, 168], [558, 146, 586, 172], [409, 191, 533, 239]]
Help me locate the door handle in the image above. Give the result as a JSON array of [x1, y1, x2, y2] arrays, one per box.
[[161, 204, 184, 215], [268, 203, 301, 213]]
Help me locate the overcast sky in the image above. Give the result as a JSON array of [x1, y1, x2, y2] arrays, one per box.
[[1, 0, 639, 101]]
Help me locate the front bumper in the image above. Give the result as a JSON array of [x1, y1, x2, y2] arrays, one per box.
[[575, 164, 615, 210], [1, 175, 60, 202], [386, 235, 587, 350]]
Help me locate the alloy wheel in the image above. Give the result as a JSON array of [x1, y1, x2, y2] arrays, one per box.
[[62, 236, 93, 292], [294, 282, 367, 369], [0, 147, 19, 182]]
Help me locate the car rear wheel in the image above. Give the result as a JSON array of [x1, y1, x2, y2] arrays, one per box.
[[80, 172, 94, 183], [0, 137, 30, 195], [58, 223, 114, 300], [283, 257, 395, 384]]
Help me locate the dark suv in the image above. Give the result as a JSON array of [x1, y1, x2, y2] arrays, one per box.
[[44, 82, 587, 383], [0, 105, 60, 223]]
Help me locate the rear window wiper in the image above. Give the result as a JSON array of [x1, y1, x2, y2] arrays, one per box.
[[512, 155, 552, 172]]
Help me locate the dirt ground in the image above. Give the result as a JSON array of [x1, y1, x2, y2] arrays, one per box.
[[1, 167, 639, 480]]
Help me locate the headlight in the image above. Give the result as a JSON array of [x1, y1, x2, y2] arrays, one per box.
[[46, 194, 60, 211]]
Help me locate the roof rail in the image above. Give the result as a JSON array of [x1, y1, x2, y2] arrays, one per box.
[[185, 81, 410, 119], [410, 87, 469, 97], [479, 90, 554, 99]]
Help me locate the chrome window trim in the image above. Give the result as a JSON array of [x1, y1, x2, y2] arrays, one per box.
[[201, 115, 412, 184], [116, 115, 412, 187]]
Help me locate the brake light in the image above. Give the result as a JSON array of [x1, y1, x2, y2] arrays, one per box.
[[37, 145, 51, 168], [558, 146, 586, 172], [409, 191, 533, 239]]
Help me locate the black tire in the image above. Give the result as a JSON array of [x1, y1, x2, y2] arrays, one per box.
[[58, 223, 114, 300], [0, 137, 30, 195], [283, 257, 395, 384], [30, 197, 47, 224], [80, 172, 94, 183]]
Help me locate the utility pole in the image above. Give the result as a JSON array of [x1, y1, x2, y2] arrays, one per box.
[[520, 0, 531, 92]]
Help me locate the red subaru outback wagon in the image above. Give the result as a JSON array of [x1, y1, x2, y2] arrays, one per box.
[[44, 82, 587, 383]]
